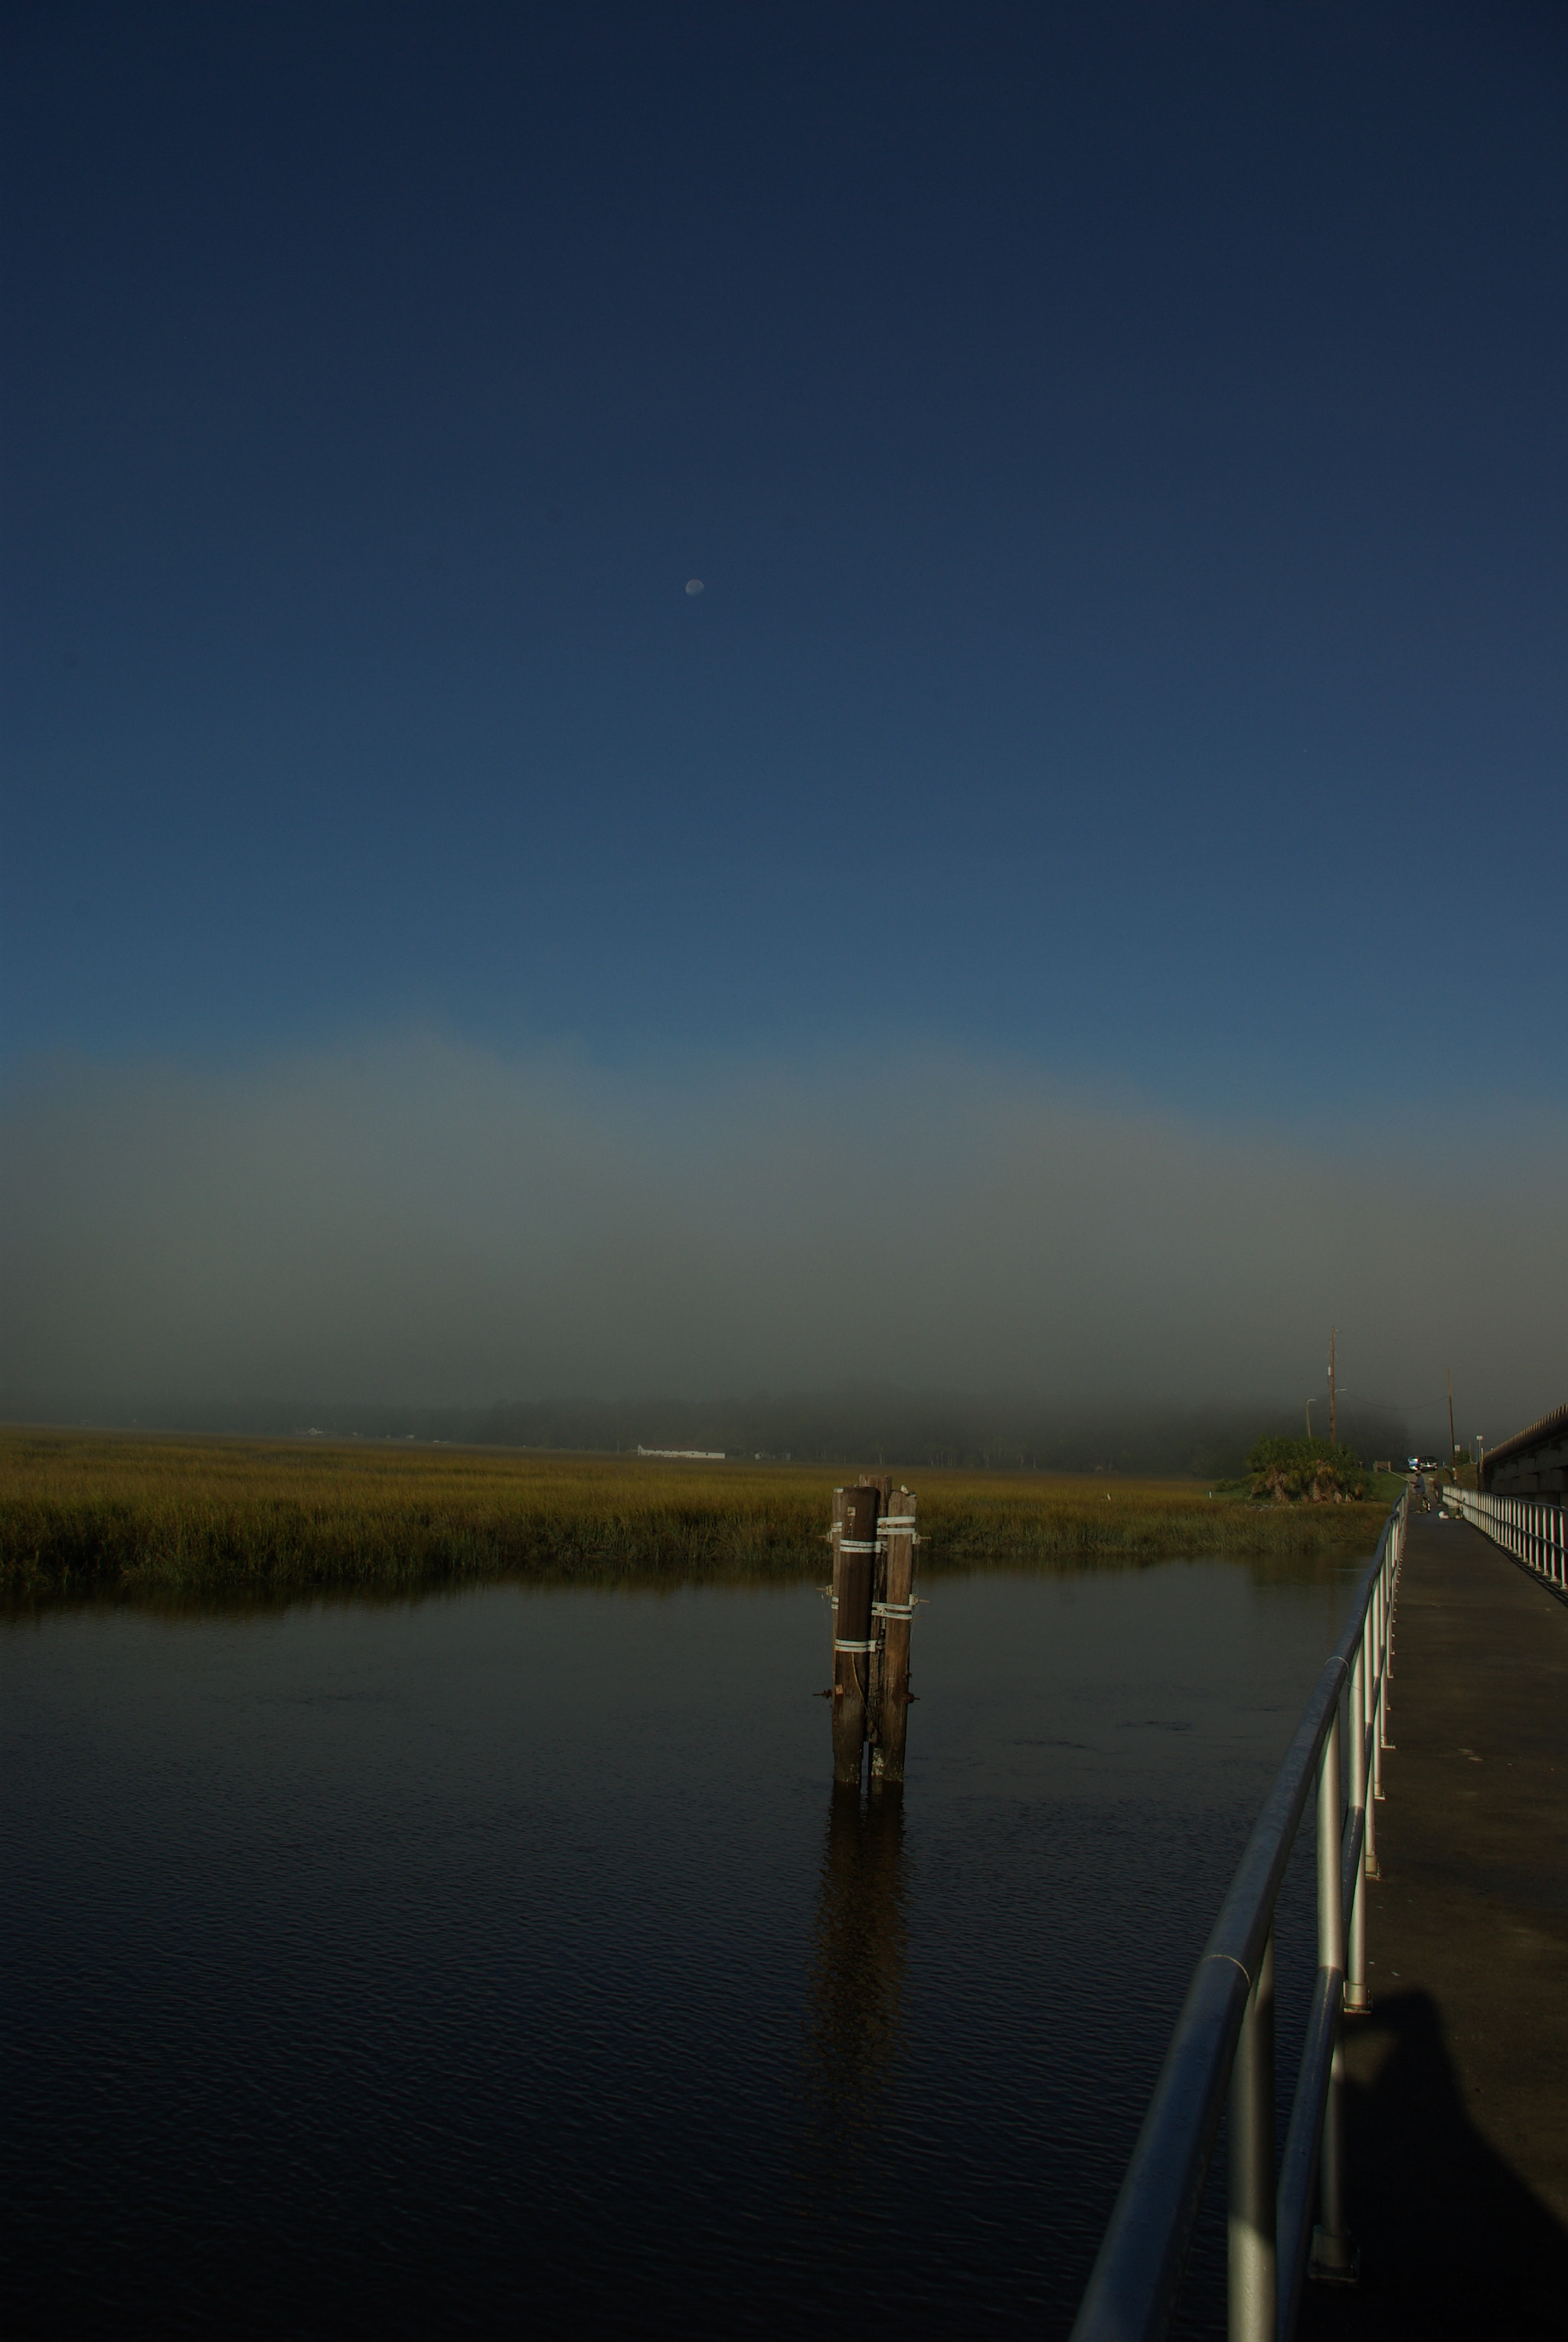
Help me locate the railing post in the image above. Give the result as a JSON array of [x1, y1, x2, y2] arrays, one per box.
[[1228, 1925, 1276, 2342], [1358, 1609, 1380, 1882], [1370, 1576, 1385, 1805], [1311, 1708, 1355, 2281], [1385, 1536, 1396, 1679], [1345, 1635, 1371, 2009]]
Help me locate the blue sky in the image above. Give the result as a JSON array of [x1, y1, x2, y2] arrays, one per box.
[[7, 0, 1565, 1104], [2, 4, 1564, 1419]]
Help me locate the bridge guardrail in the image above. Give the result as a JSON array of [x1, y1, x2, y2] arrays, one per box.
[[1440, 1486, 1566, 1592], [1069, 1491, 1407, 2342]]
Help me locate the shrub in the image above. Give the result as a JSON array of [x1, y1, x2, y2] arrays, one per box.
[[1244, 1435, 1370, 1504]]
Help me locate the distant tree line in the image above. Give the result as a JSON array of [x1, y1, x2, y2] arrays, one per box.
[[1, 1384, 1414, 1481]]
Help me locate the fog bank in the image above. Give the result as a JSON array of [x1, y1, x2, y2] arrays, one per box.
[[2, 1034, 1561, 1445], [0, 1389, 1424, 1481]]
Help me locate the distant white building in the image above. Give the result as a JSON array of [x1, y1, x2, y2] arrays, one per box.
[[635, 1445, 724, 1460]]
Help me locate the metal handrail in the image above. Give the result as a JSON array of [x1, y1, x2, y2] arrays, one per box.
[[1069, 1491, 1407, 2342], [1440, 1486, 1566, 1592]]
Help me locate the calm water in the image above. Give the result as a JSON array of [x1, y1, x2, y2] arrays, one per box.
[[2, 1556, 1365, 2339]]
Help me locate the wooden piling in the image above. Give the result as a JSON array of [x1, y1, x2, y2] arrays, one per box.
[[832, 1484, 880, 1785], [871, 1485, 917, 1786], [829, 1483, 845, 1681], [860, 1472, 893, 1747]]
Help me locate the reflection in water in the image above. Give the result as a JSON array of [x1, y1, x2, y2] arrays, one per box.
[[805, 1782, 909, 2138]]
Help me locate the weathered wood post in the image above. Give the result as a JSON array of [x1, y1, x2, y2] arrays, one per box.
[[832, 1484, 880, 1785], [860, 1472, 892, 1743], [871, 1485, 917, 1786]]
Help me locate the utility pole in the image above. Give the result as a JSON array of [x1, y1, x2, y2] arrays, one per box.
[[1447, 1368, 1457, 1467], [1305, 1399, 1313, 1440], [1328, 1329, 1338, 1447]]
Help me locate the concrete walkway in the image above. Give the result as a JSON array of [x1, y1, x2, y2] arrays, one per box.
[[1298, 1510, 1568, 2340]]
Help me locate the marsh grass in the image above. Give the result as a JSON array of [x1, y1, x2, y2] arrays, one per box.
[[0, 1429, 1391, 1604]]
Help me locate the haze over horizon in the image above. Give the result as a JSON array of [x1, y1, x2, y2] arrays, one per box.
[[5, 1034, 1559, 1447], [3, 5, 1564, 1444]]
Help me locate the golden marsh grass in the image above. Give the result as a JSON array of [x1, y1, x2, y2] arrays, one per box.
[[0, 1428, 1392, 1601]]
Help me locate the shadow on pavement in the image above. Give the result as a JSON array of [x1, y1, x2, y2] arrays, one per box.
[[1297, 1988, 1568, 2340]]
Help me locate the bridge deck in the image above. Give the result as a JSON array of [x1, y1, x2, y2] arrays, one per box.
[[1299, 1510, 1568, 2340]]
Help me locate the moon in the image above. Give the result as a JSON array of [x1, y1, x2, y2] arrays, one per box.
[[685, 578, 704, 595]]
